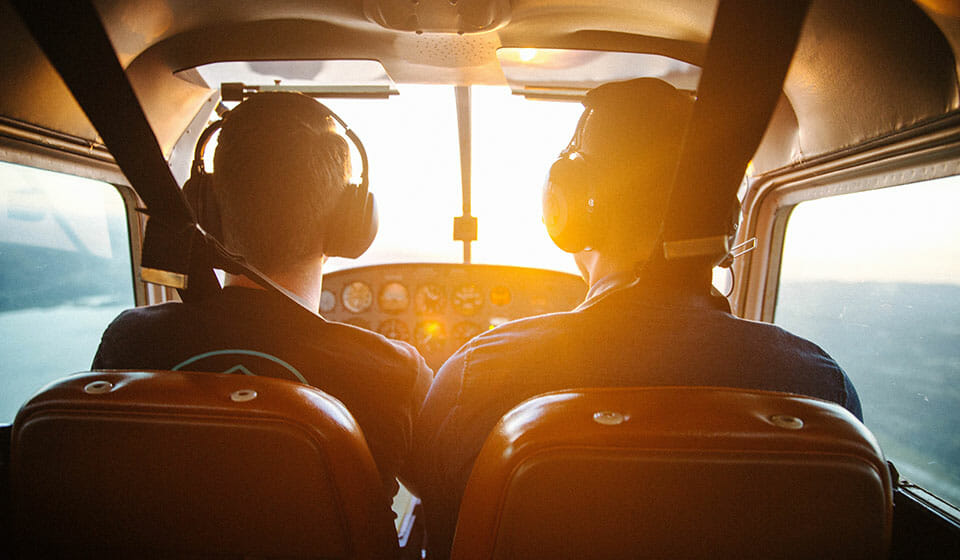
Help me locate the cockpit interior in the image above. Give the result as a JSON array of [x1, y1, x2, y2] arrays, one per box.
[[1, 1, 958, 558]]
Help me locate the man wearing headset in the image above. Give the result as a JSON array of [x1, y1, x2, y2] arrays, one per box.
[[408, 78, 861, 558], [93, 93, 433, 502]]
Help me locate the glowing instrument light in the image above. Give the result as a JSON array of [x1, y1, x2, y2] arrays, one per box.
[[415, 320, 447, 354]]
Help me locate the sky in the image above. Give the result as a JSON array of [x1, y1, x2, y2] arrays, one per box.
[[780, 174, 960, 286]]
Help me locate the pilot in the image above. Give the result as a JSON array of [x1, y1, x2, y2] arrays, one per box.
[[408, 78, 862, 558], [92, 92, 433, 501]]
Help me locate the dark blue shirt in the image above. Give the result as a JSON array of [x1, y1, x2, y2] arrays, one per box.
[[93, 286, 434, 500], [408, 274, 861, 558]]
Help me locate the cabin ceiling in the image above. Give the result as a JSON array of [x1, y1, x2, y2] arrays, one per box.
[[0, 0, 957, 176]]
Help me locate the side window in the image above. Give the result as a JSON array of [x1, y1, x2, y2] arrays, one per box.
[[775, 175, 960, 507], [0, 161, 134, 423]]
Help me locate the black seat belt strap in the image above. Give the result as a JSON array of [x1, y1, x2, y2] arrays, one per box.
[[11, 0, 206, 290], [11, 0, 316, 313], [661, 0, 811, 264]]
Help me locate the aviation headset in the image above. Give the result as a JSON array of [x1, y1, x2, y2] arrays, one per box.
[[182, 95, 378, 260], [542, 82, 740, 261], [541, 107, 603, 253]]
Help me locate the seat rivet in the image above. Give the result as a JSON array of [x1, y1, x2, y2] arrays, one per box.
[[593, 410, 625, 426], [231, 389, 258, 402], [83, 380, 114, 394], [771, 414, 804, 429]]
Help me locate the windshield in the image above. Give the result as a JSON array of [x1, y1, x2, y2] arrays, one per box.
[[314, 85, 583, 275]]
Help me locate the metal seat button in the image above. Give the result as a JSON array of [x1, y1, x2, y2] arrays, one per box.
[[230, 389, 258, 402], [83, 380, 114, 394], [593, 410, 626, 426], [770, 414, 804, 429]]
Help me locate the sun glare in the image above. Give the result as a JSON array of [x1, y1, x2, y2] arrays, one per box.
[[518, 48, 538, 62], [321, 85, 583, 275]]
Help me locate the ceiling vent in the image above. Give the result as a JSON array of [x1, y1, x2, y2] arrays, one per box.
[[363, 0, 510, 34]]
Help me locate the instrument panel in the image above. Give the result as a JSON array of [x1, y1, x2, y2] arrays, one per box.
[[322, 263, 587, 370]]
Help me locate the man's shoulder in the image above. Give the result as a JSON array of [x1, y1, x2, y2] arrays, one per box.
[[325, 318, 426, 367], [435, 310, 580, 384], [731, 315, 842, 367], [102, 302, 192, 337], [723, 313, 854, 396], [469, 310, 577, 353], [93, 302, 201, 370]]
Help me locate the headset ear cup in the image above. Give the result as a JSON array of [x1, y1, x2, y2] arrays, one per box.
[[324, 184, 379, 259], [182, 172, 222, 240], [542, 156, 595, 253], [348, 190, 378, 258]]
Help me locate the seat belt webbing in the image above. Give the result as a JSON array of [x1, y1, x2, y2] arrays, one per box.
[[11, 0, 313, 311], [661, 0, 811, 263]]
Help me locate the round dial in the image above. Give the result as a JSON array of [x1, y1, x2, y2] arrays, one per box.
[[319, 289, 336, 313], [415, 320, 447, 355], [379, 282, 410, 313], [378, 318, 411, 342], [452, 284, 484, 316], [452, 321, 484, 347], [341, 281, 373, 313], [490, 285, 511, 306], [415, 283, 446, 314]]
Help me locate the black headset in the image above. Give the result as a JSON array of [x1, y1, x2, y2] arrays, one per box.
[[543, 101, 742, 262], [182, 98, 378, 260], [541, 108, 604, 253]]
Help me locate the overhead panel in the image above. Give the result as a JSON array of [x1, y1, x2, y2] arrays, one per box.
[[363, 0, 511, 34], [178, 60, 398, 98], [497, 48, 701, 100]]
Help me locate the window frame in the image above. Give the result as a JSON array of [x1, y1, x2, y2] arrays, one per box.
[[734, 117, 960, 323], [0, 130, 148, 306], [733, 114, 960, 517]]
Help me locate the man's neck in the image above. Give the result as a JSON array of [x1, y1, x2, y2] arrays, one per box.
[[223, 262, 323, 313], [576, 242, 656, 288], [577, 244, 714, 305]]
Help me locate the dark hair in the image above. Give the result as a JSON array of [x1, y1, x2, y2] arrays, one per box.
[[212, 93, 350, 272]]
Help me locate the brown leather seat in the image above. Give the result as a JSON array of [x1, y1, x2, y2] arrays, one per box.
[[451, 386, 892, 560], [10, 370, 398, 559]]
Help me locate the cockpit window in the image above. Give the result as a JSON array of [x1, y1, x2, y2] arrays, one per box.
[[775, 174, 960, 507], [291, 85, 582, 274], [0, 162, 134, 422]]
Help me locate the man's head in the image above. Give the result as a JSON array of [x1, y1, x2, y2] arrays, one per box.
[[543, 78, 693, 280], [213, 92, 350, 274]]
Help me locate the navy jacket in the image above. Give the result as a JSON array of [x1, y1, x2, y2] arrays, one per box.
[[93, 286, 434, 500], [409, 273, 861, 559]]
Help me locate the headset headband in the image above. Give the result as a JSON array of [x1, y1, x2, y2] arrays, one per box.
[[560, 107, 593, 158], [191, 100, 369, 194]]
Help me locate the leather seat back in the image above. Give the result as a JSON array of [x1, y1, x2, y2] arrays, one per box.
[[11, 370, 398, 559], [451, 386, 892, 560]]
